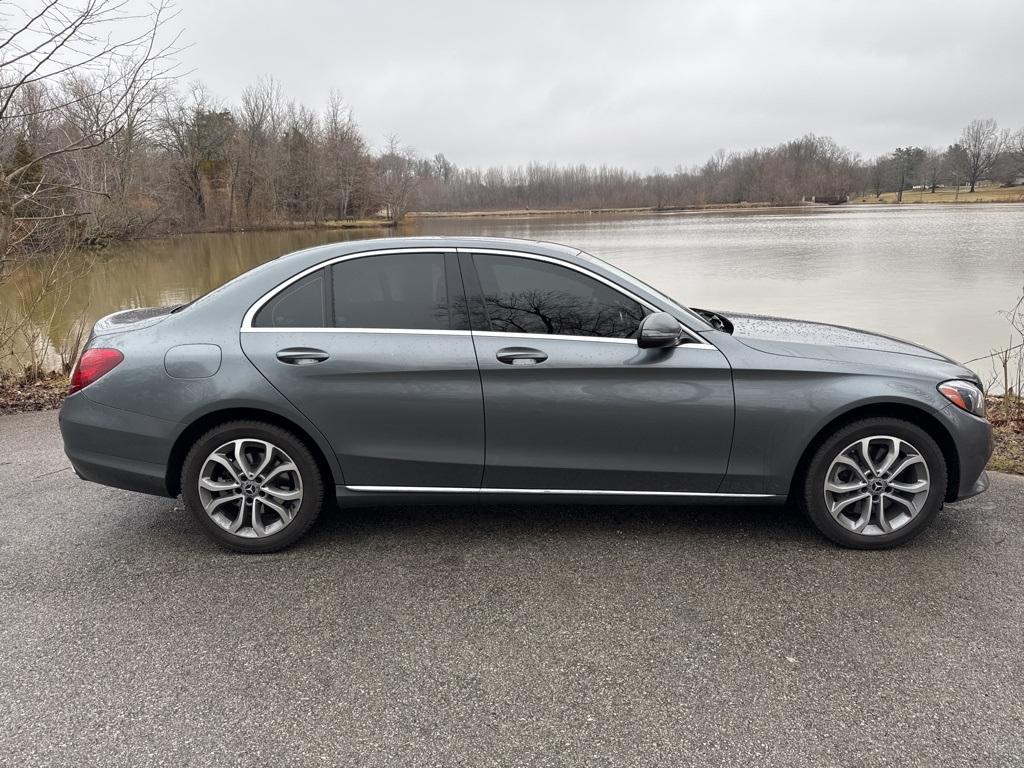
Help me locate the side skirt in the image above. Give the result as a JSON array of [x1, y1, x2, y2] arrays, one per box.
[[335, 485, 786, 508]]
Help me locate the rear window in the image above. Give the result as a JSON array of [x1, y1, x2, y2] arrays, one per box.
[[331, 253, 449, 330], [252, 269, 327, 328]]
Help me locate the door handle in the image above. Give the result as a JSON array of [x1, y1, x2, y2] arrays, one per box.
[[276, 347, 330, 365], [496, 346, 548, 365]]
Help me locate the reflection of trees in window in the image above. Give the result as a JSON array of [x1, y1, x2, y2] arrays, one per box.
[[473, 254, 648, 339], [482, 289, 645, 338]]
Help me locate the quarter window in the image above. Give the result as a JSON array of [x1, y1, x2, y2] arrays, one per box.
[[252, 269, 326, 328], [332, 253, 450, 330], [473, 254, 647, 338]]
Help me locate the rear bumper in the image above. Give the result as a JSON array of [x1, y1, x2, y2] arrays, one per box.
[[59, 392, 178, 497]]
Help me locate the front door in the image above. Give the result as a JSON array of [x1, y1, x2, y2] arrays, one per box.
[[462, 251, 734, 492], [240, 250, 484, 488]]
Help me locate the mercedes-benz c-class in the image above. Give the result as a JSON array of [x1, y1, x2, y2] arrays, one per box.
[[59, 237, 992, 552]]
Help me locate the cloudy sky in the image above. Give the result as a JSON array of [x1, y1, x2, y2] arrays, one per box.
[[176, 0, 1024, 170]]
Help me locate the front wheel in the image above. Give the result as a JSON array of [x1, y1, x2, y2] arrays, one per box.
[[801, 418, 947, 549], [181, 421, 324, 553]]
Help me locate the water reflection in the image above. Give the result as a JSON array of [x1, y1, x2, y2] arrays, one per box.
[[2, 204, 1023, 380]]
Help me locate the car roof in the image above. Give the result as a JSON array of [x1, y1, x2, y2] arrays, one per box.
[[275, 236, 583, 264]]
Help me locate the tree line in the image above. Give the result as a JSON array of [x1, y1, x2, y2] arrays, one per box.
[[3, 0, 1024, 268]]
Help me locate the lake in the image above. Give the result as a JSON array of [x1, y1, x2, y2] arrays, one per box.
[[3, 204, 1023, 382]]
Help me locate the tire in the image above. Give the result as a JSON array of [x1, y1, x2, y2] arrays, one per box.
[[801, 418, 947, 549], [181, 420, 324, 553]]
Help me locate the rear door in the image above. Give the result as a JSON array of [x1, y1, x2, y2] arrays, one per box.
[[461, 250, 734, 493], [240, 250, 484, 488]]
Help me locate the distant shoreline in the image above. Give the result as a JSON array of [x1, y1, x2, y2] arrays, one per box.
[[115, 194, 1024, 246], [407, 195, 1024, 221], [407, 202, 820, 220]]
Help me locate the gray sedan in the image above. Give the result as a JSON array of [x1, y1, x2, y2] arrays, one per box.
[[59, 237, 992, 552]]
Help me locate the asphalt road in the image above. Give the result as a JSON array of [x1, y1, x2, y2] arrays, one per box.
[[1, 410, 1022, 767]]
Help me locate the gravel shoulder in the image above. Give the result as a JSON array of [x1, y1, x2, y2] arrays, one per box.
[[1, 409, 1022, 767]]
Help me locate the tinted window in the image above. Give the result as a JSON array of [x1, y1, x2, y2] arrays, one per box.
[[473, 254, 647, 338], [332, 253, 449, 330], [253, 269, 326, 328]]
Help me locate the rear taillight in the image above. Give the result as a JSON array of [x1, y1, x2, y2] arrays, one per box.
[[68, 348, 124, 395]]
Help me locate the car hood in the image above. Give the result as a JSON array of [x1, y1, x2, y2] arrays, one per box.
[[714, 310, 957, 364]]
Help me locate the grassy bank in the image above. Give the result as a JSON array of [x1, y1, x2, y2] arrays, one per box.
[[141, 218, 394, 240], [3, 374, 1021, 476], [853, 186, 1024, 205]]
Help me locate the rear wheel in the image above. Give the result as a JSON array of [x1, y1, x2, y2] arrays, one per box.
[[181, 421, 324, 553], [801, 418, 947, 549]]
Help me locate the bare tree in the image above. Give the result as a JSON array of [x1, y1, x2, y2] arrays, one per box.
[[375, 135, 419, 223], [1, 0, 181, 273], [234, 76, 283, 225], [891, 147, 925, 202], [156, 83, 236, 228], [320, 91, 359, 219], [1008, 127, 1024, 179], [957, 118, 1003, 193], [920, 148, 946, 193]]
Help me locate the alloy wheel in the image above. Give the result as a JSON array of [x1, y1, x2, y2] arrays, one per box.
[[823, 435, 931, 536], [198, 439, 303, 538]]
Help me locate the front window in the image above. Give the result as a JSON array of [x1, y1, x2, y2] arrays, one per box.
[[473, 254, 647, 338]]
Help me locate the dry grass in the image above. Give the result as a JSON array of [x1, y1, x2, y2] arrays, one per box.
[[854, 185, 1024, 205], [986, 395, 1024, 475], [0, 372, 68, 414], [988, 420, 1024, 474]]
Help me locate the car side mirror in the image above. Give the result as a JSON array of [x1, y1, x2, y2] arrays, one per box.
[[637, 312, 686, 349]]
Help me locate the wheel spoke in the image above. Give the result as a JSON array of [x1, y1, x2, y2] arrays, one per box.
[[876, 496, 893, 533], [207, 454, 241, 483], [259, 495, 292, 523], [875, 437, 902, 475], [888, 478, 928, 493], [252, 442, 275, 478], [888, 454, 925, 479], [883, 491, 918, 515], [826, 478, 867, 494], [205, 493, 242, 513], [251, 499, 267, 536], [234, 440, 254, 477], [858, 439, 878, 474], [849, 497, 873, 532], [263, 462, 297, 483], [200, 476, 240, 492], [263, 486, 301, 502], [829, 491, 870, 516], [833, 455, 868, 481], [228, 499, 249, 533]]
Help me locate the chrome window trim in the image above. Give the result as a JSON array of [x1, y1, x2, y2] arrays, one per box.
[[240, 245, 720, 354], [346, 485, 778, 498], [471, 330, 717, 349], [242, 327, 471, 336]]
